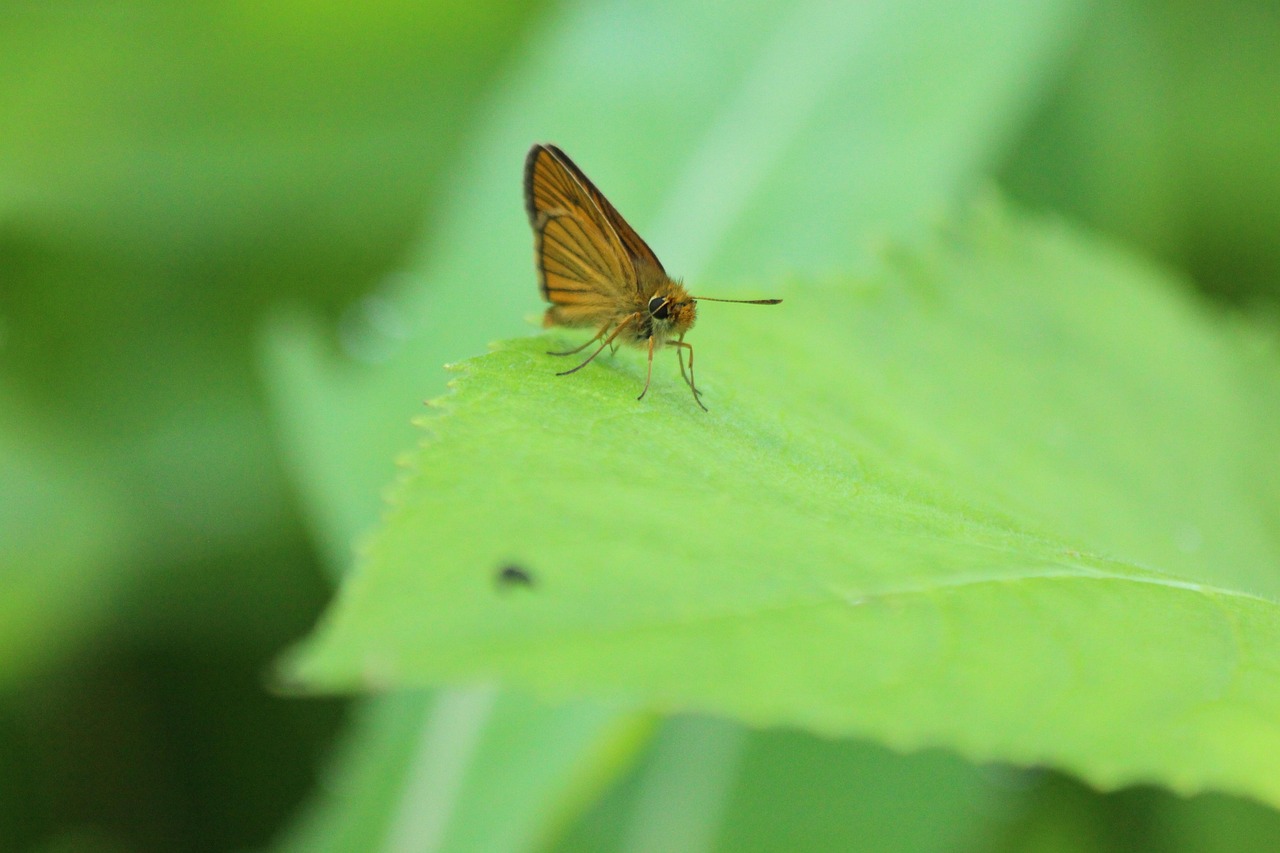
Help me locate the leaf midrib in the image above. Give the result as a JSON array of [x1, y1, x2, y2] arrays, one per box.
[[387, 560, 1278, 663]]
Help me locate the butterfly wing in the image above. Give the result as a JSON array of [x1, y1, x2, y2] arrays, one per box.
[[542, 144, 667, 277], [525, 144, 635, 325]]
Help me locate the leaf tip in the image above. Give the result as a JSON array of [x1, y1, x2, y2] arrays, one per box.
[[271, 641, 408, 697], [265, 646, 323, 698]]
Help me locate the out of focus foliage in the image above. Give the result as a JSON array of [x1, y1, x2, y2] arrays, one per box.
[[2, 1, 1279, 851], [1, 1, 545, 849]]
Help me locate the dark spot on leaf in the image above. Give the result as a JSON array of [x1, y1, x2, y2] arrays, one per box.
[[495, 564, 535, 590]]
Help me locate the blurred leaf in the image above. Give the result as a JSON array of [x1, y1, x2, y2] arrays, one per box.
[[0, 0, 546, 276], [0, 0, 552, 560], [986, 776, 1280, 853], [0, 256, 308, 567], [711, 729, 1002, 853], [286, 201, 1280, 809], [601, 717, 747, 853], [0, 0, 550, 629], [0, 0, 554, 561], [1165, 790, 1280, 853], [1160, 0, 1280, 304], [0, 4, 552, 847], [277, 690, 647, 853], [1000, 0, 1280, 305], [0, 388, 133, 685], [554, 720, 1002, 853], [986, 774, 1141, 853], [999, 1, 1183, 261]]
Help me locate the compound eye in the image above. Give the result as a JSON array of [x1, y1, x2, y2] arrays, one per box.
[[648, 296, 670, 320]]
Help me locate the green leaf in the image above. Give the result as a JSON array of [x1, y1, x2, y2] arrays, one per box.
[[285, 200, 1280, 808]]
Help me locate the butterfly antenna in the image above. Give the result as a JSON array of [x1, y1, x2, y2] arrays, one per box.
[[691, 296, 782, 304]]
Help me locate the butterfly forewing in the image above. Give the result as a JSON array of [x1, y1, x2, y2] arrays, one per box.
[[525, 146, 635, 321], [541, 144, 667, 277]]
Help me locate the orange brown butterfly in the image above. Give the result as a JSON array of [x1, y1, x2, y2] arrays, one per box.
[[524, 143, 780, 411]]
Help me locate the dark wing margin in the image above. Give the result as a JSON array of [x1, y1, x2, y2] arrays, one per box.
[[522, 144, 546, 230]]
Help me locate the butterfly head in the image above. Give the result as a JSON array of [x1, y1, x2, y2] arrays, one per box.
[[647, 291, 696, 337]]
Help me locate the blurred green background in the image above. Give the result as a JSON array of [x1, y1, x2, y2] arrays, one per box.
[[2, 0, 1279, 851]]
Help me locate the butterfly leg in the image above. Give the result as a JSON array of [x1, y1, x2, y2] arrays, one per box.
[[636, 335, 656, 401], [556, 314, 638, 376], [547, 320, 613, 356], [671, 337, 707, 411]]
